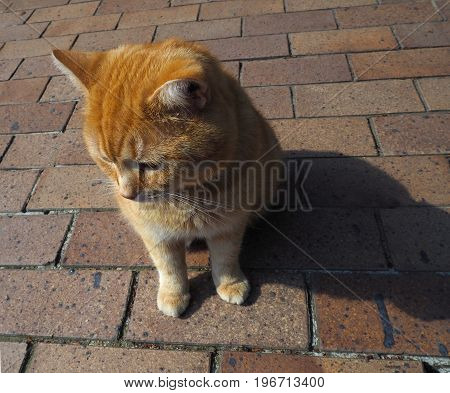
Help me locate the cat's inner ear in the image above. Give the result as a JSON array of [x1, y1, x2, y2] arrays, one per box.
[[152, 79, 210, 112], [52, 49, 105, 91]]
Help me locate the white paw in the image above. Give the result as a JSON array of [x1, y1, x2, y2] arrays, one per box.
[[157, 291, 190, 317], [217, 279, 250, 305]]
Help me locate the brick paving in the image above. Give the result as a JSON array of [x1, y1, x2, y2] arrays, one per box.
[[0, 0, 448, 374]]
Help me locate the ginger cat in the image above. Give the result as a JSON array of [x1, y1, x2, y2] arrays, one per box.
[[53, 39, 281, 317]]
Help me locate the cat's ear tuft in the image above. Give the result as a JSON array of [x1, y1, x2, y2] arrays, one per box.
[[52, 49, 105, 91], [151, 79, 210, 113]]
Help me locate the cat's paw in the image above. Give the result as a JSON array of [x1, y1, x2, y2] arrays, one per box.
[[216, 279, 250, 305], [157, 290, 190, 317]]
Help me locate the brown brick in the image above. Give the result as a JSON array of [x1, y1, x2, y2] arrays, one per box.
[[436, 0, 450, 19], [119, 5, 198, 29], [0, 78, 48, 105], [172, 0, 212, 5], [245, 86, 293, 119], [66, 101, 84, 129], [12, 55, 62, 79], [0, 22, 48, 41], [286, 0, 375, 12], [203, 35, 288, 61], [294, 80, 423, 117], [27, 165, 115, 210], [351, 48, 450, 80], [394, 21, 450, 49], [73, 26, 155, 51], [374, 113, 450, 155], [0, 36, 76, 59], [381, 207, 450, 271], [126, 270, 308, 348], [44, 14, 120, 37], [54, 128, 92, 165], [221, 352, 423, 372], [1, 133, 60, 168], [312, 273, 450, 355], [335, 1, 441, 28], [0, 170, 38, 212], [200, 0, 283, 20], [0, 59, 21, 81], [28, 1, 99, 23], [241, 208, 386, 270], [291, 26, 396, 55], [28, 343, 210, 372], [0, 102, 75, 134], [97, 0, 169, 15], [0, 214, 71, 266], [7, 0, 68, 11], [0, 135, 12, 157], [243, 10, 336, 36], [0, 342, 27, 373], [155, 18, 241, 42], [242, 55, 351, 86], [271, 117, 377, 157], [0, 11, 33, 28], [0, 269, 131, 339], [418, 76, 450, 110], [303, 156, 450, 207], [40, 75, 81, 102], [221, 61, 239, 80]]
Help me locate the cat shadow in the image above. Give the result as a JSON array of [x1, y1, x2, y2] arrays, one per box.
[[182, 151, 449, 324]]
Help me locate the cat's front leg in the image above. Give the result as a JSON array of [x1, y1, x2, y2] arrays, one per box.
[[207, 230, 249, 305], [142, 237, 190, 317]]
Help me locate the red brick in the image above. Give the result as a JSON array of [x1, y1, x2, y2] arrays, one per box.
[[202, 35, 288, 61], [200, 0, 283, 20], [221, 352, 423, 372], [0, 78, 48, 105], [373, 113, 450, 155], [0, 170, 39, 212], [0, 59, 21, 81], [27, 165, 115, 210], [303, 156, 450, 208], [119, 5, 198, 29], [28, 2, 99, 23], [0, 135, 12, 157], [155, 18, 241, 42], [0, 36, 76, 59], [126, 270, 308, 348], [0, 214, 71, 266], [44, 14, 120, 37], [40, 75, 81, 102], [243, 10, 336, 36], [66, 101, 84, 129], [351, 48, 450, 80], [0, 11, 33, 28], [291, 26, 396, 55], [0, 269, 131, 339], [312, 273, 450, 355], [172, 0, 215, 4], [381, 207, 450, 271], [335, 1, 441, 28], [73, 26, 155, 51], [0, 102, 75, 134], [96, 0, 169, 15], [394, 21, 450, 49], [271, 117, 376, 156], [0, 342, 27, 373], [7, 0, 68, 11], [28, 343, 210, 373], [12, 55, 62, 79], [286, 0, 375, 12], [418, 76, 450, 110], [54, 128, 92, 165], [0, 22, 48, 41], [294, 80, 423, 117], [242, 55, 351, 86], [241, 208, 387, 270], [245, 86, 293, 119]]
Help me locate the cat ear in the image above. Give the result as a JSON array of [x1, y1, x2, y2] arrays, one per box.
[[52, 49, 105, 91], [151, 79, 210, 113]]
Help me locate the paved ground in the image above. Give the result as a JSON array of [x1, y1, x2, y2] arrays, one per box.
[[0, 0, 449, 373]]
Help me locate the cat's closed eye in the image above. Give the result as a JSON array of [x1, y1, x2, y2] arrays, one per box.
[[139, 162, 163, 171]]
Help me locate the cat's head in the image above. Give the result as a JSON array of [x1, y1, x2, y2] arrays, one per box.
[[53, 40, 233, 201]]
